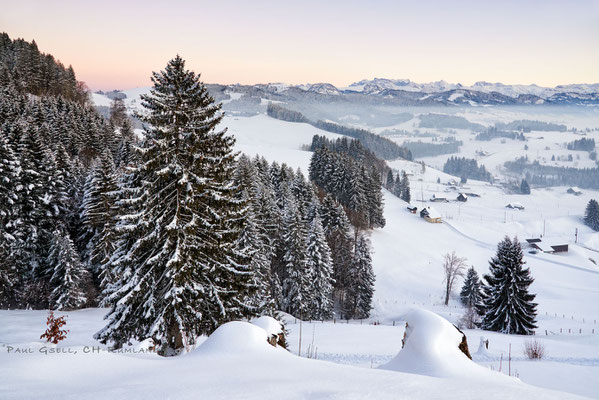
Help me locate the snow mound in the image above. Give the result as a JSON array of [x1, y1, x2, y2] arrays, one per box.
[[251, 316, 282, 336], [380, 309, 499, 379], [195, 321, 273, 355]]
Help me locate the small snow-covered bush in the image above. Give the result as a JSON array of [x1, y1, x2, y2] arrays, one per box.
[[523, 338, 546, 360]]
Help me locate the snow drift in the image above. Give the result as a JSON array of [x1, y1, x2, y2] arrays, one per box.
[[194, 321, 275, 355], [381, 309, 502, 379]]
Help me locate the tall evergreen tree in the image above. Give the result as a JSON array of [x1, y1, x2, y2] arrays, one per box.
[[481, 236, 537, 335], [48, 230, 89, 310], [280, 198, 310, 318], [78, 151, 117, 280], [400, 171, 411, 203], [95, 56, 254, 355], [460, 267, 482, 310], [346, 233, 375, 319], [520, 179, 531, 195], [385, 169, 394, 189], [305, 214, 334, 320], [584, 199, 599, 231], [0, 131, 21, 307]]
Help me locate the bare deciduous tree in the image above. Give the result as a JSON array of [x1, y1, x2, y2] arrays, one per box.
[[442, 251, 468, 306]]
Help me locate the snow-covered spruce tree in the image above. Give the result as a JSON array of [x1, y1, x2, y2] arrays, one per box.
[[78, 150, 117, 281], [98, 161, 143, 306], [385, 169, 394, 190], [345, 233, 375, 319], [305, 213, 334, 320], [364, 166, 385, 228], [400, 171, 411, 203], [584, 199, 599, 231], [480, 236, 537, 335], [280, 197, 310, 318], [14, 126, 53, 307], [95, 56, 254, 355], [460, 267, 482, 310], [48, 230, 89, 310], [232, 156, 275, 315], [320, 194, 354, 311], [520, 179, 531, 195], [0, 130, 21, 307], [234, 207, 274, 316]]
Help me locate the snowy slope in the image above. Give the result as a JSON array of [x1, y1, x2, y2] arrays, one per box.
[[7, 108, 598, 398], [0, 310, 587, 400]]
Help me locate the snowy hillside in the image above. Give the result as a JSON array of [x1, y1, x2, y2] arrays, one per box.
[[1, 308, 590, 399], [9, 99, 594, 399]]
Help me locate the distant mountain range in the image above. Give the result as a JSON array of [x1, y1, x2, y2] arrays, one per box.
[[249, 78, 599, 106], [95, 78, 599, 109]]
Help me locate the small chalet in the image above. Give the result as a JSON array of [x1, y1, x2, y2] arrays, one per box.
[[456, 193, 468, 202], [567, 187, 582, 196], [420, 206, 442, 223], [430, 194, 449, 203], [525, 238, 568, 254], [407, 205, 418, 214], [505, 202, 525, 210]]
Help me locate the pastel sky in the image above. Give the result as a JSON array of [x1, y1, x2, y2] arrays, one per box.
[[2, 0, 599, 90]]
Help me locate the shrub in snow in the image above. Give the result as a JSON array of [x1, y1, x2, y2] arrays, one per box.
[[523, 339, 546, 360], [40, 310, 69, 344]]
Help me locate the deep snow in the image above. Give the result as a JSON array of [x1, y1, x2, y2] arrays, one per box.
[[2, 102, 599, 398]]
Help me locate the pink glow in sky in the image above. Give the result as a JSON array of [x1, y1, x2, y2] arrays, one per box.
[[2, 0, 599, 90]]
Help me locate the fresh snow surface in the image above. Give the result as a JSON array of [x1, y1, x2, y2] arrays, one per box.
[[251, 316, 283, 336], [4, 109, 599, 399], [0, 309, 588, 400]]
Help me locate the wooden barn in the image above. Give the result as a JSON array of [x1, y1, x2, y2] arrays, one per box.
[[420, 206, 442, 223], [457, 193, 468, 202]]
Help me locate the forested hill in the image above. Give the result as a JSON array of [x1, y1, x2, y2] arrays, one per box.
[[0, 34, 131, 310], [0, 32, 89, 105]]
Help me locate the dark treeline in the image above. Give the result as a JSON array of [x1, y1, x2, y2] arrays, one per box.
[[312, 120, 412, 161], [418, 113, 485, 131], [495, 119, 567, 132], [310, 134, 411, 204], [309, 146, 386, 230], [475, 127, 526, 141], [0, 32, 89, 105], [0, 78, 132, 311], [443, 156, 493, 182], [264, 103, 308, 123], [402, 140, 462, 158], [236, 155, 375, 322], [267, 103, 412, 161], [504, 157, 599, 189], [310, 135, 389, 178], [567, 137, 595, 152]]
